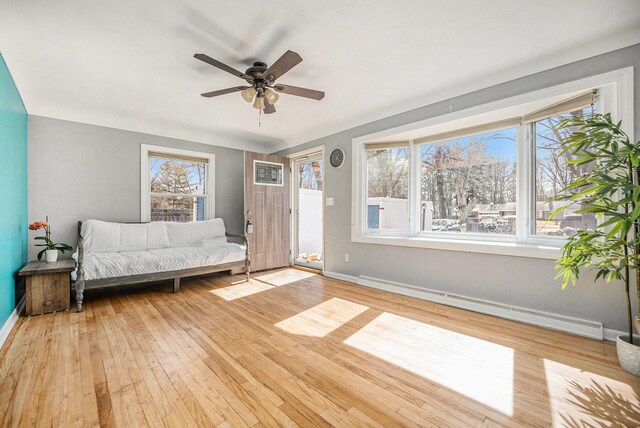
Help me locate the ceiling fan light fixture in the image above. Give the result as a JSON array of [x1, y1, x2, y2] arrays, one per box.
[[264, 88, 279, 104], [241, 87, 256, 102], [194, 51, 325, 115], [253, 95, 265, 110]]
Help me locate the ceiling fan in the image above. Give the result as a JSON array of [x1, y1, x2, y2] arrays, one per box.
[[194, 50, 324, 114]]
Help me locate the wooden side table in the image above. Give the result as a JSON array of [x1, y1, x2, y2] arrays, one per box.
[[19, 259, 75, 316]]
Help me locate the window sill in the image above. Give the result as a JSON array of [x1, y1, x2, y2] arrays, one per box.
[[352, 233, 562, 259]]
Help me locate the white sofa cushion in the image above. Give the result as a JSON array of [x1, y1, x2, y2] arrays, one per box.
[[82, 220, 121, 253], [147, 222, 170, 249], [119, 223, 148, 251], [80, 242, 245, 280], [81, 219, 226, 253], [166, 219, 226, 247]]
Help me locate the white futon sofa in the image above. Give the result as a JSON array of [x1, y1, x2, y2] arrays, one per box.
[[73, 219, 249, 311]]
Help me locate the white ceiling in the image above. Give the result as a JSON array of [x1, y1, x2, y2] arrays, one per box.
[[1, 1, 639, 153]]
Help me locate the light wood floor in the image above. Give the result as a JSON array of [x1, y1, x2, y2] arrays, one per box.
[[0, 269, 638, 427]]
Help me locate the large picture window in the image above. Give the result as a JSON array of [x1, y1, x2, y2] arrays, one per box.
[[351, 68, 632, 257], [420, 127, 517, 235], [141, 146, 215, 222]]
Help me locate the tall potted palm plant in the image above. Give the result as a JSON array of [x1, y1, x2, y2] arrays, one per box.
[[551, 113, 639, 375]]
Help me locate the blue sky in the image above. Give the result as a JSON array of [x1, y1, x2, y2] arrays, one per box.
[[470, 128, 517, 159], [421, 127, 518, 161]]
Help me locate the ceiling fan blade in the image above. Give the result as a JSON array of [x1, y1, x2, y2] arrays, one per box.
[[263, 98, 276, 114], [274, 84, 324, 100], [200, 86, 249, 98], [194, 54, 252, 81], [263, 50, 302, 82]]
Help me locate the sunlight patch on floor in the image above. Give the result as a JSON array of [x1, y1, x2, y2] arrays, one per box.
[[210, 280, 274, 301], [255, 269, 317, 286], [543, 358, 640, 427], [275, 297, 369, 337], [344, 312, 514, 416]]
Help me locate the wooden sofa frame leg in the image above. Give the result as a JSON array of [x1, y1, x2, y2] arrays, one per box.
[[76, 271, 85, 312], [173, 277, 180, 293]]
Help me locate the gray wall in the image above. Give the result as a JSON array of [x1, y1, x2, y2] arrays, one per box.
[[275, 43, 640, 332], [28, 116, 245, 260]]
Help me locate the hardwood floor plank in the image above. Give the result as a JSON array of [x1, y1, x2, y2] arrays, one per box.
[[0, 318, 34, 425], [0, 269, 638, 427], [85, 302, 116, 428]]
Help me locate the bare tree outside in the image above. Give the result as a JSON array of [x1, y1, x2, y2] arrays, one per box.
[[534, 105, 597, 235], [298, 161, 323, 190], [367, 147, 409, 199], [420, 129, 517, 234]]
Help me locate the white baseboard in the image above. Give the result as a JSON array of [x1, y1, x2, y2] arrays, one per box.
[[0, 295, 25, 350], [323, 270, 632, 342], [357, 275, 605, 340], [357, 275, 607, 340], [323, 271, 359, 284], [324, 270, 609, 340]]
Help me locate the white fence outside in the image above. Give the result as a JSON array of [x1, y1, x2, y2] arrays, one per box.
[[298, 189, 323, 256]]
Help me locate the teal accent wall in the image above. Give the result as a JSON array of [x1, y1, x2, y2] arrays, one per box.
[[0, 54, 27, 327]]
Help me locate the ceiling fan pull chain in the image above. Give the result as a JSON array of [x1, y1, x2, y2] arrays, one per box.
[[259, 108, 262, 127]]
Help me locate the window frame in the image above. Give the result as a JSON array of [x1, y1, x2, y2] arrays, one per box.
[[414, 123, 521, 243], [140, 144, 216, 222], [364, 143, 412, 234], [351, 67, 633, 259], [526, 100, 603, 243]]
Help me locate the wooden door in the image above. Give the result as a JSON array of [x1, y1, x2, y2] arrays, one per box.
[[244, 152, 290, 272]]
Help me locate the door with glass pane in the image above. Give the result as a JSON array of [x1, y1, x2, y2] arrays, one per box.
[[244, 152, 290, 272], [293, 153, 323, 270]]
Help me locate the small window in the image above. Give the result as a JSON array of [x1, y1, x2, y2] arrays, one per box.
[[366, 145, 410, 232], [254, 161, 284, 186], [533, 103, 597, 237], [148, 153, 209, 222], [420, 127, 518, 235]]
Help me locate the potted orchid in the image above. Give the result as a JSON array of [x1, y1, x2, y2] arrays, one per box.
[[29, 217, 73, 263]]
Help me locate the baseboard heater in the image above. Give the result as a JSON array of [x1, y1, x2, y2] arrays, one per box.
[[357, 275, 604, 340]]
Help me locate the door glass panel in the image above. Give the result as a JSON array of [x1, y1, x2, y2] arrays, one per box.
[[296, 158, 323, 267]]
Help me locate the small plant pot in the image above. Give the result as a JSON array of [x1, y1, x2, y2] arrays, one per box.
[[616, 335, 640, 376], [45, 249, 58, 263]]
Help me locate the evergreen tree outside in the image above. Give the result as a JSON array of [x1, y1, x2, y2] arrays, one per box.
[[149, 157, 206, 221]]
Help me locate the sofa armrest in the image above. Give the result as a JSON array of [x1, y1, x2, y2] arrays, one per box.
[[225, 232, 248, 248], [226, 232, 250, 277]]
